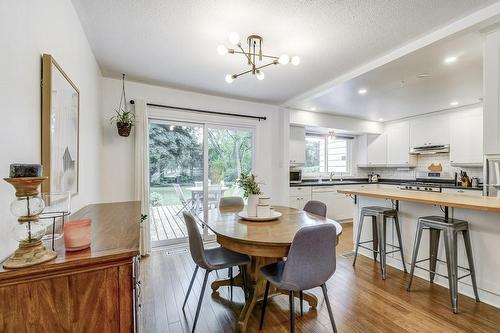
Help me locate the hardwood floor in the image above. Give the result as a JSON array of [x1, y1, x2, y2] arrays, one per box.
[[140, 223, 500, 332]]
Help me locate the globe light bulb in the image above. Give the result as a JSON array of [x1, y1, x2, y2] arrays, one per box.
[[225, 74, 234, 83], [217, 45, 228, 55], [256, 70, 265, 80], [228, 32, 240, 45], [291, 56, 301, 66], [278, 54, 290, 65]]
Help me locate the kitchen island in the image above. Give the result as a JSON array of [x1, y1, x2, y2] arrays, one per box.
[[338, 186, 500, 308]]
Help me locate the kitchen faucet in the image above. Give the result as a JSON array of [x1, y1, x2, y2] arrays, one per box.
[[330, 172, 343, 181]]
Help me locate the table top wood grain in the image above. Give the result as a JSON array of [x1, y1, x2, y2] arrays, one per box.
[[0, 201, 141, 283], [338, 186, 500, 212], [203, 205, 343, 247]]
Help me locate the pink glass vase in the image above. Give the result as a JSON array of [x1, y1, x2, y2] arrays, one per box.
[[64, 219, 91, 252]]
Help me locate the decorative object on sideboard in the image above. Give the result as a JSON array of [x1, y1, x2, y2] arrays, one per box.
[[41, 54, 80, 195], [3, 174, 57, 269], [217, 33, 300, 83], [237, 173, 262, 217], [63, 219, 92, 252], [9, 163, 42, 178], [39, 192, 71, 251], [110, 74, 135, 137], [427, 163, 443, 172]]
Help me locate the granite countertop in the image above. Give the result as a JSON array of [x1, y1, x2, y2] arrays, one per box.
[[290, 178, 483, 191]]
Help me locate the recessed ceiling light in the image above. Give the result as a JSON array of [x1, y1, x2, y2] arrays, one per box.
[[450, 101, 459, 106], [444, 56, 457, 64], [416, 73, 431, 78], [310, 107, 316, 111], [378, 118, 384, 122], [358, 88, 367, 95]]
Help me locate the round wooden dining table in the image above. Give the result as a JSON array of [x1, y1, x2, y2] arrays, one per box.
[[202, 205, 343, 333]]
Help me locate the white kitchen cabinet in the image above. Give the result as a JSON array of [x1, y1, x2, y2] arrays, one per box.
[[410, 114, 450, 148], [366, 133, 387, 166], [386, 121, 416, 166], [441, 188, 483, 196], [312, 186, 353, 221], [289, 126, 305, 165], [289, 186, 311, 210], [449, 108, 483, 166]]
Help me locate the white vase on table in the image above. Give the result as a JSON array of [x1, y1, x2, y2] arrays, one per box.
[[247, 194, 259, 217]]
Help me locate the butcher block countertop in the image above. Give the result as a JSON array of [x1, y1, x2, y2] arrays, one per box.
[[0, 201, 141, 283], [337, 186, 500, 213]]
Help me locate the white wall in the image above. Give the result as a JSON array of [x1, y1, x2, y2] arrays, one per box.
[[100, 78, 289, 206], [289, 109, 383, 134], [0, 0, 102, 261]]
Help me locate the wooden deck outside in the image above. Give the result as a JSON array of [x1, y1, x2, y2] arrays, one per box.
[[150, 205, 213, 242]]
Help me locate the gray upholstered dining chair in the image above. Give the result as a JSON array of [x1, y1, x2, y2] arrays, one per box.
[[182, 212, 251, 333], [303, 200, 327, 217], [259, 224, 338, 333], [219, 196, 244, 208]]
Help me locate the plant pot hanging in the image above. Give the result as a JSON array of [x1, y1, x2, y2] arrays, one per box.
[[111, 74, 135, 137]]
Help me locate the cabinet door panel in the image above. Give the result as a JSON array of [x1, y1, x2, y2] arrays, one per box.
[[450, 109, 483, 165], [367, 134, 387, 165], [386, 121, 410, 165], [290, 126, 305, 164], [410, 114, 450, 147]]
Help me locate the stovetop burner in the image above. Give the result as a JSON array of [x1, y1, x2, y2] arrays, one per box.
[[399, 182, 443, 192]]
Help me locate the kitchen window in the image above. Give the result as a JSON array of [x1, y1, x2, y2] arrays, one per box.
[[304, 134, 350, 175]]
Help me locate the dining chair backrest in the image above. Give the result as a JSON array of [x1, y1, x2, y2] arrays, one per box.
[[280, 223, 337, 291], [174, 184, 187, 202], [219, 196, 244, 208], [183, 211, 209, 270], [303, 200, 327, 217]]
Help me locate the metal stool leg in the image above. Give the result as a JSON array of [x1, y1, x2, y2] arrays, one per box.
[[353, 211, 366, 266], [462, 229, 480, 302], [372, 215, 379, 262], [376, 213, 387, 279], [443, 229, 459, 313], [429, 228, 441, 283], [407, 221, 424, 291], [394, 213, 408, 273]]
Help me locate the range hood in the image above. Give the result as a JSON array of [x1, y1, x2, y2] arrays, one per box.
[[410, 144, 450, 155]]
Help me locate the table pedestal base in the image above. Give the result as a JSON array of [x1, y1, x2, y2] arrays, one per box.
[[210, 256, 318, 333]]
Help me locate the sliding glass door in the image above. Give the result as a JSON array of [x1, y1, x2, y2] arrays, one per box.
[[148, 118, 255, 247], [149, 120, 205, 247]]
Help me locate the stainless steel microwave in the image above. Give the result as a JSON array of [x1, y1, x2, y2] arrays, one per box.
[[290, 169, 302, 183]]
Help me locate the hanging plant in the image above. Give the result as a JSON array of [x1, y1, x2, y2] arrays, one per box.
[[110, 74, 135, 137]]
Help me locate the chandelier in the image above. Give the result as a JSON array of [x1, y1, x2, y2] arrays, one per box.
[[217, 32, 300, 83]]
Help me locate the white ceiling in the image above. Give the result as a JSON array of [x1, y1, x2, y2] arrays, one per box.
[[72, 0, 498, 105], [291, 31, 484, 122]]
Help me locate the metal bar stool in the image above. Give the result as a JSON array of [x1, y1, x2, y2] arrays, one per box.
[[353, 206, 407, 279], [407, 216, 480, 313]]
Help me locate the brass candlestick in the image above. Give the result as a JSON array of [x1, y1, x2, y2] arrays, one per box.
[[3, 177, 57, 269]]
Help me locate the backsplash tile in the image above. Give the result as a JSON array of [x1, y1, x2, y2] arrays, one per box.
[[357, 154, 482, 181]]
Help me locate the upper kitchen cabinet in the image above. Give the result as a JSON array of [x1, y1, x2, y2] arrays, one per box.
[[449, 108, 483, 166], [366, 133, 387, 166], [410, 113, 450, 148], [386, 121, 416, 166], [289, 126, 305, 165]]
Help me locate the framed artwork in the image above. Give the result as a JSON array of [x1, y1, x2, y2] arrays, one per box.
[[41, 54, 79, 195]]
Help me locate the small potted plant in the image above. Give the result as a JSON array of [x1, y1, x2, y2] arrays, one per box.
[[110, 74, 135, 137], [237, 173, 262, 217]]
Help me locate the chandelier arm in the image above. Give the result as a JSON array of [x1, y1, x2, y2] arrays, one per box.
[[231, 50, 278, 60], [237, 44, 255, 67], [232, 60, 279, 79]]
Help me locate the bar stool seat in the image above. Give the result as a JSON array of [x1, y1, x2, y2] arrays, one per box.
[[407, 215, 480, 313], [353, 206, 407, 279]]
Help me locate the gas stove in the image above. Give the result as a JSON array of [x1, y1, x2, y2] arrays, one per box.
[[399, 182, 443, 192]]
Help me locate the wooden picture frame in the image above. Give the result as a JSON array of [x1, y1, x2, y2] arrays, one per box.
[[41, 54, 80, 195]]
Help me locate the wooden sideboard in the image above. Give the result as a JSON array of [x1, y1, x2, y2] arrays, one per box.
[[0, 201, 141, 333]]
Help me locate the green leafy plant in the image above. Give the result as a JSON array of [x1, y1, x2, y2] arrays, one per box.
[[150, 192, 163, 207], [140, 214, 148, 223], [110, 108, 135, 126], [237, 173, 261, 198]]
